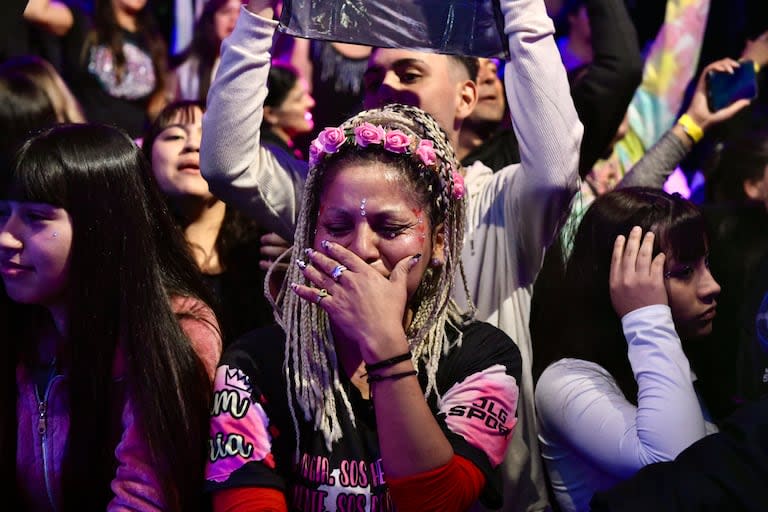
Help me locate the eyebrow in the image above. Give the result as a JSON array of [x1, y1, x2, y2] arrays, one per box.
[[322, 205, 409, 218], [15, 201, 59, 212], [159, 123, 192, 132], [364, 58, 428, 79]]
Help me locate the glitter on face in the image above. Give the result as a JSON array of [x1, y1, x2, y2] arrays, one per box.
[[360, 198, 367, 217], [413, 208, 426, 241]]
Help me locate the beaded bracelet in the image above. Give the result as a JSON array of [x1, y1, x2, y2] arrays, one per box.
[[365, 351, 412, 373]]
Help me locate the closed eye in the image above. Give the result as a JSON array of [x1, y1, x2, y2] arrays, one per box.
[[378, 224, 410, 239], [322, 223, 353, 238], [664, 266, 694, 280], [23, 210, 54, 223]]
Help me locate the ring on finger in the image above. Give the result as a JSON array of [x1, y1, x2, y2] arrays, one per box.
[[315, 288, 330, 304], [330, 264, 348, 282]]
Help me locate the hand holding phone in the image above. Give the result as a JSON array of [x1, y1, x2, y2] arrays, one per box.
[[706, 61, 758, 112], [676, 59, 753, 145]]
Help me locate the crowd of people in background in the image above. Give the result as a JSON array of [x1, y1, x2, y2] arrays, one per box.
[[3, 0, 768, 510]]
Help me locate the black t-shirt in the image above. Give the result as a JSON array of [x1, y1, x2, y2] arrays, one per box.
[[205, 321, 522, 510], [61, 7, 157, 137], [201, 235, 275, 346]]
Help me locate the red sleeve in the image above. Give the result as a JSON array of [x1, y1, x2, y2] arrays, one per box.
[[386, 455, 486, 511], [212, 487, 288, 512], [171, 295, 223, 380]]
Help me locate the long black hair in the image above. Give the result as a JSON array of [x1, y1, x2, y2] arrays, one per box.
[[143, 100, 268, 341], [1, 124, 214, 511], [182, 0, 232, 102], [705, 124, 768, 205], [88, 0, 168, 109], [0, 70, 58, 169], [532, 187, 708, 403]]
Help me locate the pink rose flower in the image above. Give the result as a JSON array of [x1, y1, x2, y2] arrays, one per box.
[[308, 139, 325, 166], [415, 139, 437, 167], [452, 171, 465, 200], [354, 123, 386, 147], [383, 129, 411, 154], [317, 127, 347, 154]]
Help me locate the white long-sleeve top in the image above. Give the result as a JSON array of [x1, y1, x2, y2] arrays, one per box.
[[199, 2, 582, 510], [535, 305, 718, 512]]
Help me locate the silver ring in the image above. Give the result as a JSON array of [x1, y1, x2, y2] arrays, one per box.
[[330, 264, 348, 282], [315, 288, 329, 304]]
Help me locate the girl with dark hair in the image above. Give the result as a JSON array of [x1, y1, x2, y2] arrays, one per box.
[[174, 0, 242, 102], [0, 70, 58, 168], [24, 0, 170, 138], [1, 124, 221, 511], [261, 61, 315, 160], [533, 187, 721, 512], [0, 55, 85, 124], [204, 104, 522, 511], [693, 122, 768, 419], [143, 100, 275, 342]]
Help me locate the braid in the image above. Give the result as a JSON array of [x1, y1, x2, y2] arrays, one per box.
[[270, 104, 474, 453]]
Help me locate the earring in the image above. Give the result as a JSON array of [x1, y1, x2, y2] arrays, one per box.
[[430, 257, 442, 267]]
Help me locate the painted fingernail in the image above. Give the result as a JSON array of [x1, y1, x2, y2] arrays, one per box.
[[290, 282, 299, 291], [320, 240, 331, 250], [296, 259, 307, 270], [304, 248, 314, 257]]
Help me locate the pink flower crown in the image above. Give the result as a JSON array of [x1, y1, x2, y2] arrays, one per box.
[[309, 123, 465, 201]]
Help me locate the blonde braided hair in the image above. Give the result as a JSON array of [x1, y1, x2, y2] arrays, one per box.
[[266, 104, 475, 453]]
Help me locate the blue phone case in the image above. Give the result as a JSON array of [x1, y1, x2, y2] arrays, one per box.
[[706, 63, 758, 112]]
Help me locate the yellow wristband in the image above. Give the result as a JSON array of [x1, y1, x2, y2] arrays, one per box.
[[677, 114, 704, 144]]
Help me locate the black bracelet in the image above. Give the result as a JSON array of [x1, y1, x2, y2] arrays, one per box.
[[367, 370, 418, 384], [365, 351, 412, 373]]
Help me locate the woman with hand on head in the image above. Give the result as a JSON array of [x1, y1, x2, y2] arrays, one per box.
[[205, 104, 522, 512], [144, 100, 276, 343], [533, 187, 721, 512], [1, 124, 221, 511]]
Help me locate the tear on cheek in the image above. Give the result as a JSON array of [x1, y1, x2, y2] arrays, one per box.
[[400, 233, 425, 248]]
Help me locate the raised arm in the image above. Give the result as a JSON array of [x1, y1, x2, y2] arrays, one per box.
[[537, 230, 709, 485], [200, 0, 306, 241], [571, 0, 643, 176], [499, 0, 583, 284], [620, 58, 752, 189], [23, 0, 73, 37], [625, 0, 711, 152]]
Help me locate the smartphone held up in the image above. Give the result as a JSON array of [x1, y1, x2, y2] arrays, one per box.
[[706, 61, 759, 112]]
